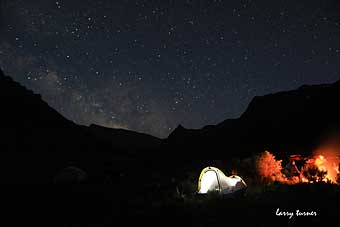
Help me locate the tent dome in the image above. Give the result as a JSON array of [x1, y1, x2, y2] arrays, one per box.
[[198, 167, 247, 195]]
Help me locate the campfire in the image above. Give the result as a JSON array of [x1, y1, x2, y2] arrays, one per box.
[[256, 147, 340, 185]]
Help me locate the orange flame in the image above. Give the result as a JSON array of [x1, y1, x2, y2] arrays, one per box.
[[255, 136, 340, 185], [256, 150, 340, 185], [256, 151, 287, 183], [311, 137, 340, 183], [313, 154, 339, 183]]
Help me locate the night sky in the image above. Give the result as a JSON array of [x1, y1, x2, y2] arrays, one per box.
[[1, 0, 340, 138]]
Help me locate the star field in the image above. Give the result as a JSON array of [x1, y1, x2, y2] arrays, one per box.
[[1, 0, 340, 137]]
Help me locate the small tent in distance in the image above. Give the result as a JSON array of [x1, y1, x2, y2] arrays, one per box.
[[197, 167, 247, 195]]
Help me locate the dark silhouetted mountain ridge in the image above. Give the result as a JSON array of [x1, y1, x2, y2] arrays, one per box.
[[84, 124, 161, 154], [163, 80, 340, 159], [0, 69, 159, 182], [2, 66, 340, 181]]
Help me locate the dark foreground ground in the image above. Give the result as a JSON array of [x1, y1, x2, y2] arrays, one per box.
[[0, 181, 338, 227]]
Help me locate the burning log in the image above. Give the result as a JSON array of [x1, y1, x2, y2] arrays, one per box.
[[289, 155, 302, 161]]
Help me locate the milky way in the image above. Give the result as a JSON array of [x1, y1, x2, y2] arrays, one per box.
[[1, 0, 340, 138]]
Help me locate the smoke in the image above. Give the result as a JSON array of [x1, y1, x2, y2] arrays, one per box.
[[313, 134, 340, 158]]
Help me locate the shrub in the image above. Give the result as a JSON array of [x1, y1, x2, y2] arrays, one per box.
[[256, 150, 287, 184], [301, 162, 327, 183]]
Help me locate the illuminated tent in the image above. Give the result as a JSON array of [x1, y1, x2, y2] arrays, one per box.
[[197, 167, 247, 195]]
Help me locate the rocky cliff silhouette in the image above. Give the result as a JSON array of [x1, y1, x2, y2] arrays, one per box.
[[163, 80, 340, 159], [0, 68, 160, 183], [2, 67, 340, 182]]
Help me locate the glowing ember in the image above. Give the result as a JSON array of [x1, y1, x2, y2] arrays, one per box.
[[301, 177, 309, 183]]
